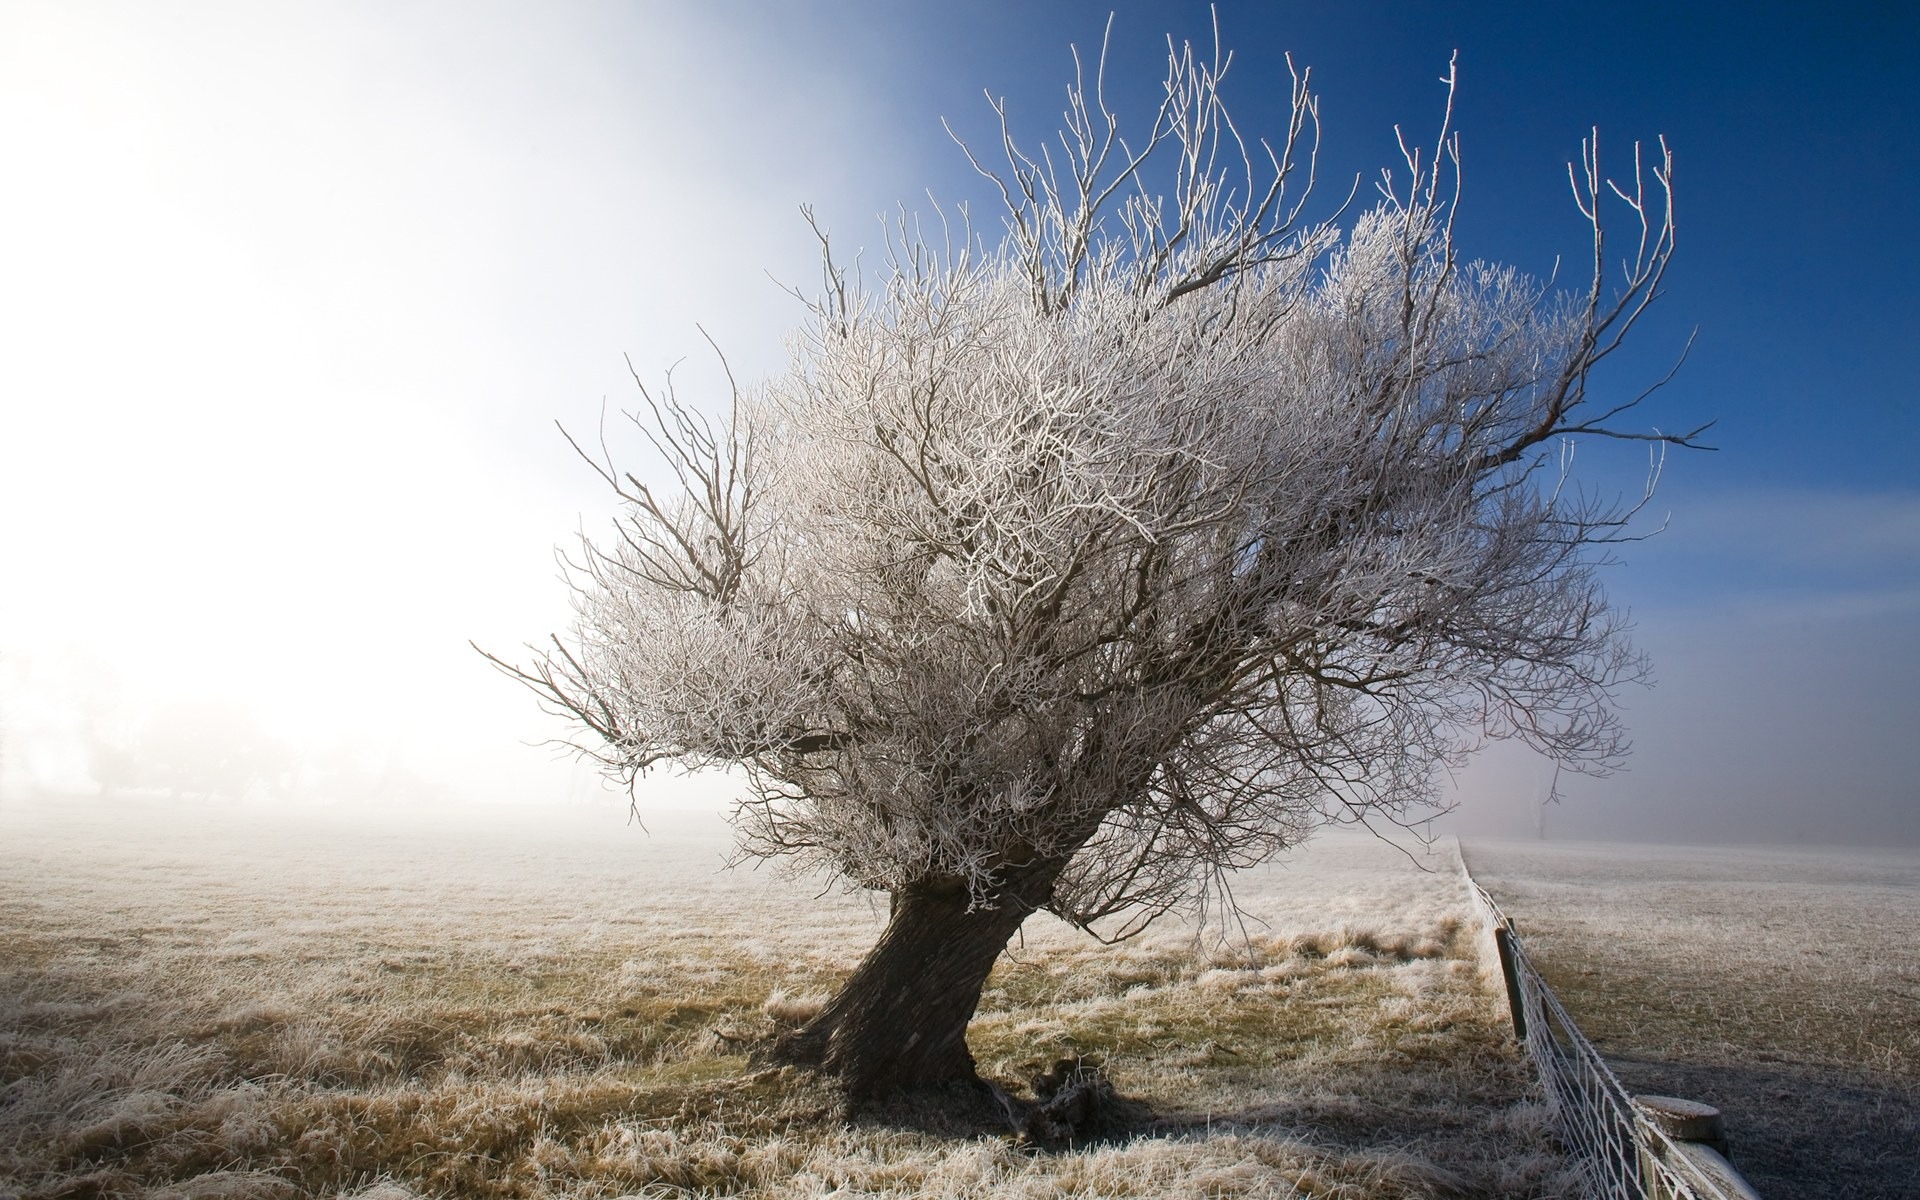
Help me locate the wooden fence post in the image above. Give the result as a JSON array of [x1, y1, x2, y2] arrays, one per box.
[[1493, 921, 1527, 1041], [1633, 1096, 1761, 1200]]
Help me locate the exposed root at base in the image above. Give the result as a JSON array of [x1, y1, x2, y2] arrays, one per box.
[[997, 1057, 1151, 1148], [741, 1054, 1151, 1149]]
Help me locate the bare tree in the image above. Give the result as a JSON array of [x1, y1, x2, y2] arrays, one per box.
[[485, 26, 1699, 1102]]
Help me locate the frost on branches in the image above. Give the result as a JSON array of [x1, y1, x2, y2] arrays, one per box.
[[485, 30, 1700, 1101]]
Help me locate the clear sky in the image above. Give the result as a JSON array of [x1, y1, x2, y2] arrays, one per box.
[[2, 1, 1914, 841]]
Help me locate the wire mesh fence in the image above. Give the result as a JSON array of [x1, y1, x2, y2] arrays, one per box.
[[1461, 866, 1756, 1200]]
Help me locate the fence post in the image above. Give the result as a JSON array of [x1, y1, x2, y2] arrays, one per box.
[[1492, 921, 1527, 1041], [1633, 1096, 1728, 1156], [1633, 1096, 1762, 1200], [1461, 855, 1766, 1200]]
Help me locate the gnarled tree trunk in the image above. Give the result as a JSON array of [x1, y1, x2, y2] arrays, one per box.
[[767, 858, 1066, 1099]]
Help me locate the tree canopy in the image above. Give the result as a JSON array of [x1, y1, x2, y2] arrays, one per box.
[[485, 29, 1697, 1099]]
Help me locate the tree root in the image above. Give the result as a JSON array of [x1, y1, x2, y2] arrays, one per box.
[[995, 1057, 1150, 1149]]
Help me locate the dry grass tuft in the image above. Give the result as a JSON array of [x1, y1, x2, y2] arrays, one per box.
[[1, 800, 1572, 1198], [760, 989, 828, 1028]]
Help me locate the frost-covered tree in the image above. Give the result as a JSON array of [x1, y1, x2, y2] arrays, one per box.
[[487, 31, 1696, 1100]]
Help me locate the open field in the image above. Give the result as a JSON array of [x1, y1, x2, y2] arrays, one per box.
[[0, 796, 1572, 1199], [1464, 837, 1920, 1200]]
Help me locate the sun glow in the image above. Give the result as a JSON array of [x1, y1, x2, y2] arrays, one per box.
[[0, 2, 891, 803]]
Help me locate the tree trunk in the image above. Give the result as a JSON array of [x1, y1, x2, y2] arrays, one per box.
[[768, 860, 1064, 1099]]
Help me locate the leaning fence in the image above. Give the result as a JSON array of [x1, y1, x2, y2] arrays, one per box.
[[1459, 858, 1761, 1200]]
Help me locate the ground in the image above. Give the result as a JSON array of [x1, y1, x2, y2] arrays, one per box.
[[1464, 837, 1920, 1200], [0, 795, 1572, 1199]]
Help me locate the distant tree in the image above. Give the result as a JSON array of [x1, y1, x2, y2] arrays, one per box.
[[486, 29, 1698, 1103]]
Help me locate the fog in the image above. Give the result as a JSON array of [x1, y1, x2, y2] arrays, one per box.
[[1447, 487, 1920, 845], [1447, 604, 1920, 845], [3, 2, 1915, 845], [0, 1, 897, 818]]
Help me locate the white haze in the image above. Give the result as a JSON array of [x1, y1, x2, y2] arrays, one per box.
[[1446, 488, 1920, 846], [0, 1, 904, 815]]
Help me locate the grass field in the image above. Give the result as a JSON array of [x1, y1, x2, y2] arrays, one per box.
[[0, 796, 1573, 1199], [1464, 837, 1920, 1200]]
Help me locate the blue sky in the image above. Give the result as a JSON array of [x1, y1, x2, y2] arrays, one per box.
[[803, 0, 1919, 493], [1, 1, 1914, 841]]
